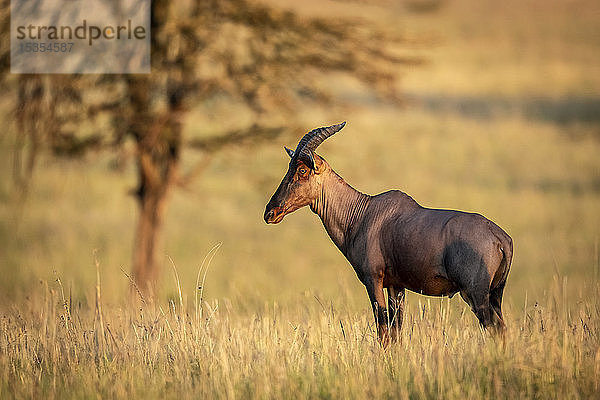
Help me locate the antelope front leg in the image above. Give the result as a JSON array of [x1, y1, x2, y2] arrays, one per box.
[[365, 275, 389, 347], [387, 287, 405, 342]]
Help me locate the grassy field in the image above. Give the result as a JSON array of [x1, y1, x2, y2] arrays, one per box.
[[0, 275, 598, 398], [1, 0, 600, 398]]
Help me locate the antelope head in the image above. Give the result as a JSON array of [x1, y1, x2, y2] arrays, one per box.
[[264, 122, 346, 224]]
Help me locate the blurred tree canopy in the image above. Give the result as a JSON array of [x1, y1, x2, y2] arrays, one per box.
[[0, 0, 421, 294]]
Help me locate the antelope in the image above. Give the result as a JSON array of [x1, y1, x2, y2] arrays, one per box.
[[264, 122, 513, 344]]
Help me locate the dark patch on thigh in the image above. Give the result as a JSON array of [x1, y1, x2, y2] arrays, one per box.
[[443, 240, 490, 291]]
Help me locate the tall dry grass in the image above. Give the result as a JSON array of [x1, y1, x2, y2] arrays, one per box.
[[0, 257, 598, 399]]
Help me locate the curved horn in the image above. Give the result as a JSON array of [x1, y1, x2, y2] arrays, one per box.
[[293, 121, 346, 168]]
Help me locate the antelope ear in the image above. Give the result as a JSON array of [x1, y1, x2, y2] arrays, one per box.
[[284, 146, 295, 158], [312, 153, 325, 174]]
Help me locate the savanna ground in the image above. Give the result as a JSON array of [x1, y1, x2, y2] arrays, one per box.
[[1, 0, 600, 398]]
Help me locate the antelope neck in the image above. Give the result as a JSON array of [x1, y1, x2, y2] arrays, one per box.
[[310, 170, 370, 250]]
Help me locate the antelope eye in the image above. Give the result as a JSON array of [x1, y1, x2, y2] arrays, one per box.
[[298, 167, 307, 175]]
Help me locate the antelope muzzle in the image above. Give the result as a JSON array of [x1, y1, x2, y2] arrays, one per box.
[[264, 203, 286, 224]]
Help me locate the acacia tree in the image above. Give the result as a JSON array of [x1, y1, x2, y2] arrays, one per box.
[[4, 0, 421, 294]]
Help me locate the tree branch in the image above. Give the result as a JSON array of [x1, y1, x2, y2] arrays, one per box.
[[187, 124, 286, 153]]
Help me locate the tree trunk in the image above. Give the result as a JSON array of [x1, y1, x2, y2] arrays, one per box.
[[127, 0, 188, 295], [126, 71, 183, 293], [132, 196, 161, 293], [130, 113, 181, 294], [131, 151, 172, 293]]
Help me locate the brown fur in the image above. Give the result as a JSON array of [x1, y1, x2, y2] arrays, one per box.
[[265, 128, 513, 346]]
